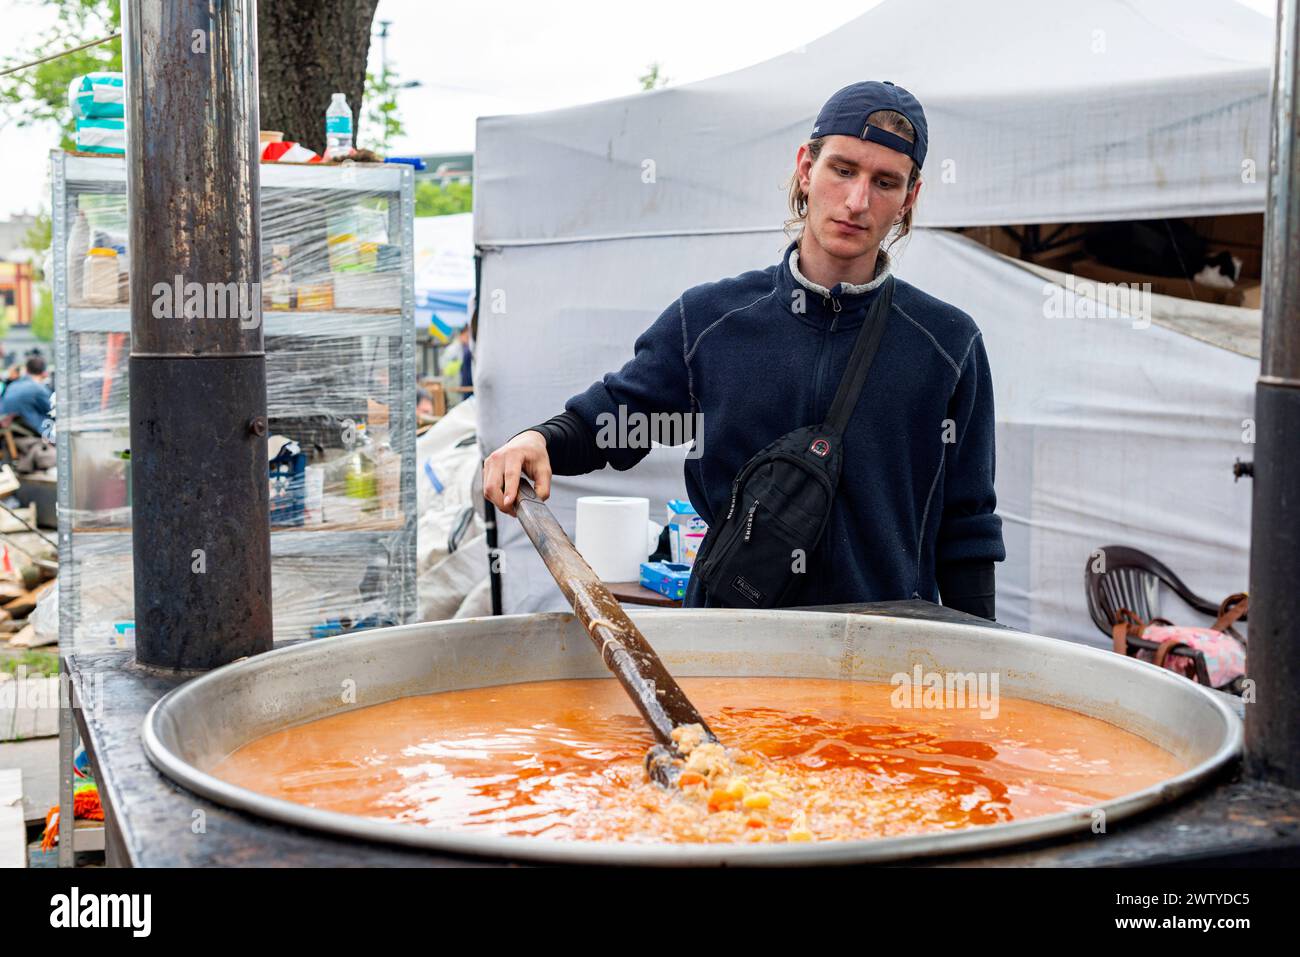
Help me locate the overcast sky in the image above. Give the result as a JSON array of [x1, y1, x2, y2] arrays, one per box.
[[0, 0, 1279, 221]]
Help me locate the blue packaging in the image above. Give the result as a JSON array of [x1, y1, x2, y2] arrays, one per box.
[[639, 560, 692, 601], [269, 443, 307, 526]]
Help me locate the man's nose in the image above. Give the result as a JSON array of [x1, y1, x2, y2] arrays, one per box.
[[844, 177, 871, 216]]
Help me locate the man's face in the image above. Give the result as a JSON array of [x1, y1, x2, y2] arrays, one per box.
[[797, 134, 921, 264]]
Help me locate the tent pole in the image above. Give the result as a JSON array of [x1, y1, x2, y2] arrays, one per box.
[[122, 0, 273, 670], [1246, 0, 1300, 787]]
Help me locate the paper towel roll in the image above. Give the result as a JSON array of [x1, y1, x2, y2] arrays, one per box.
[[575, 496, 650, 581]]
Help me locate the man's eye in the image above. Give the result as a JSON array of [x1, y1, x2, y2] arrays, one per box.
[[877, 180, 898, 189], [834, 167, 852, 177]]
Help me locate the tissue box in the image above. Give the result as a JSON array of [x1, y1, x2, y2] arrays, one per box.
[[666, 499, 707, 566], [640, 561, 691, 601]]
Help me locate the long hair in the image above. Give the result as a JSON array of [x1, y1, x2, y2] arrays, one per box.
[[784, 109, 921, 254]]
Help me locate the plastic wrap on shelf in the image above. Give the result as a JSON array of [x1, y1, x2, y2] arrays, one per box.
[[61, 174, 405, 315], [57, 530, 411, 650], [52, 152, 417, 649], [62, 332, 406, 530]]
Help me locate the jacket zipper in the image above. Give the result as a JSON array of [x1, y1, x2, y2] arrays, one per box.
[[811, 295, 840, 421]]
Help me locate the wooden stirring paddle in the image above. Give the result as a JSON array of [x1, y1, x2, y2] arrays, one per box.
[[512, 476, 719, 786]]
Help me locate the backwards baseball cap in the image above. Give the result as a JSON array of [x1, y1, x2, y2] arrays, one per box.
[[810, 80, 928, 170]]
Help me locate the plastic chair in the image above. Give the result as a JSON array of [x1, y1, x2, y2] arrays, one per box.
[[1085, 544, 1247, 688]]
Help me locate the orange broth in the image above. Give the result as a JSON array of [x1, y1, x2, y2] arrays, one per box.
[[211, 677, 1186, 844]]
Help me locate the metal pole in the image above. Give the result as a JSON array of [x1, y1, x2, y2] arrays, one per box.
[[122, 0, 273, 669], [1247, 0, 1300, 787], [484, 498, 503, 615]]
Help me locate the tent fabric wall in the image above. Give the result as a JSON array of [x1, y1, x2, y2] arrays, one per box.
[[477, 229, 1257, 646], [476, 233, 783, 615], [900, 230, 1255, 644], [476, 0, 1274, 247], [473, 0, 1269, 643]]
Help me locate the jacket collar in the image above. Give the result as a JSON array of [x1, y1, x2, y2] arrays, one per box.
[[776, 237, 892, 329]]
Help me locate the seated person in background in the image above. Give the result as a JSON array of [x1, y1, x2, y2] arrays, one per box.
[[457, 324, 474, 395], [416, 387, 435, 423], [2, 355, 53, 435]]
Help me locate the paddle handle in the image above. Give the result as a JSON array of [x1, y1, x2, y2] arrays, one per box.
[[513, 476, 716, 750]]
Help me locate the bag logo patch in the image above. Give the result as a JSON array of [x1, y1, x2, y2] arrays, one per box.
[[731, 575, 763, 605], [809, 437, 831, 457]]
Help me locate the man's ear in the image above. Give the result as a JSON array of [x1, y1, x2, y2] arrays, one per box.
[[795, 143, 813, 191], [900, 175, 922, 217]]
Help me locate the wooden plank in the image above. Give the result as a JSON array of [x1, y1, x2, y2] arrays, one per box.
[[2, 579, 54, 619], [0, 737, 58, 823], [9, 624, 56, 649], [6, 625, 35, 648], [603, 580, 682, 608], [0, 675, 60, 740], [0, 505, 38, 534]]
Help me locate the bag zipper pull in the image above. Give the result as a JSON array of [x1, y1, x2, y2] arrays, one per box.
[[725, 485, 739, 521], [743, 500, 758, 542]]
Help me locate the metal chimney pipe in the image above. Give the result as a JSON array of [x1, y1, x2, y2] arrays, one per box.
[[122, 0, 273, 669], [1247, 0, 1300, 787]]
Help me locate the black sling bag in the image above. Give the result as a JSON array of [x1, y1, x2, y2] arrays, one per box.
[[694, 276, 894, 608]]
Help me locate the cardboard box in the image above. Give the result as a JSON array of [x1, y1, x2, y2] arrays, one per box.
[[1232, 282, 1262, 310], [666, 499, 707, 566], [1071, 258, 1237, 306]]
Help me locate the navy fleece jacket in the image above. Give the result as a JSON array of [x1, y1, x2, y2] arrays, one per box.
[[546, 238, 1004, 610]]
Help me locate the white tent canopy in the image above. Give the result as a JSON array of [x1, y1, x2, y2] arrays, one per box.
[[473, 0, 1273, 645], [477, 0, 1274, 240]]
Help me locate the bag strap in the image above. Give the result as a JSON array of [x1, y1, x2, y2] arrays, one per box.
[[823, 276, 896, 435], [1212, 592, 1248, 633], [1152, 636, 1186, 669], [1111, 607, 1145, 655]]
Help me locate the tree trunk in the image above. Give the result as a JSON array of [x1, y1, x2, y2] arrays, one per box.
[[258, 0, 380, 155]]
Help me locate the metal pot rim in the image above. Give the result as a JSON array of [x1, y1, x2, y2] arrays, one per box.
[[142, 609, 1243, 866]]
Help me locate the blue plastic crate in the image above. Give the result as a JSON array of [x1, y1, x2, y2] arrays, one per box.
[[269, 445, 307, 526]]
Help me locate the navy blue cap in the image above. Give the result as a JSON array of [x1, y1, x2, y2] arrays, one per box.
[[810, 80, 928, 170]]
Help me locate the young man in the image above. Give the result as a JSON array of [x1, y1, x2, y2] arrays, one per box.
[[483, 81, 1004, 619], [1, 354, 53, 436]]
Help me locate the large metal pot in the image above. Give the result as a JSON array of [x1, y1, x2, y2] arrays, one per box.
[[143, 609, 1241, 865]]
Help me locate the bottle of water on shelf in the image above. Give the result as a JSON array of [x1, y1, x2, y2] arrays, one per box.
[[325, 93, 353, 159]]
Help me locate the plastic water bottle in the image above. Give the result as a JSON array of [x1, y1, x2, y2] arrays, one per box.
[[325, 93, 353, 159]]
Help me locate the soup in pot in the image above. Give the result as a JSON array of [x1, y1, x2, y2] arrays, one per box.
[[212, 677, 1186, 844]]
